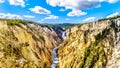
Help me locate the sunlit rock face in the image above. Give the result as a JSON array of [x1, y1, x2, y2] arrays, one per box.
[[0, 20, 61, 68], [58, 18, 120, 68]]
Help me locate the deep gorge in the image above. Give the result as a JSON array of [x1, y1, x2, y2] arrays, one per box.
[[0, 17, 120, 68]]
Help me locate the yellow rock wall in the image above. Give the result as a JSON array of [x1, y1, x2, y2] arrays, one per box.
[[0, 20, 61, 68]]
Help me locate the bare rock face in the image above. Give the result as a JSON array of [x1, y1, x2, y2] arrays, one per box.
[[58, 18, 120, 68], [0, 20, 61, 68]]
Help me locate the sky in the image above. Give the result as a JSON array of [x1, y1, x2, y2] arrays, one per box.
[[0, 0, 120, 24]]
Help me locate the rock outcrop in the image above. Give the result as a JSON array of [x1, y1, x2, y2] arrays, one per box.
[[58, 18, 120, 68], [0, 20, 61, 68]]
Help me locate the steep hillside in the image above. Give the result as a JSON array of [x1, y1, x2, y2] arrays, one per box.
[[0, 19, 61, 68], [58, 18, 120, 68]]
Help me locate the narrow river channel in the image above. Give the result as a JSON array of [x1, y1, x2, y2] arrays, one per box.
[[51, 31, 66, 68], [51, 46, 59, 68]]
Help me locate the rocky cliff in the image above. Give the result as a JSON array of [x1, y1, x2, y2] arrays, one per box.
[[0, 19, 61, 68], [58, 18, 120, 68]]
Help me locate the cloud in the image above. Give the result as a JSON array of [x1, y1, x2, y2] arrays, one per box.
[[40, 15, 58, 22], [23, 15, 35, 18], [0, 13, 22, 19], [46, 0, 97, 10], [46, 0, 119, 16], [83, 17, 96, 22], [67, 9, 87, 17], [108, 0, 118, 3], [0, 0, 5, 3], [44, 15, 58, 20], [59, 8, 66, 11], [29, 6, 51, 14], [46, 0, 119, 10], [66, 18, 70, 20], [106, 12, 119, 18], [9, 0, 25, 7]]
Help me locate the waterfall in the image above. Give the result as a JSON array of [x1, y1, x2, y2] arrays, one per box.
[[62, 31, 66, 40]]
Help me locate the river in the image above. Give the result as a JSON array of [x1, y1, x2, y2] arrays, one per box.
[[51, 31, 66, 68]]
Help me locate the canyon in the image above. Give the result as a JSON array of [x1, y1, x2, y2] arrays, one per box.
[[0, 17, 120, 68]]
